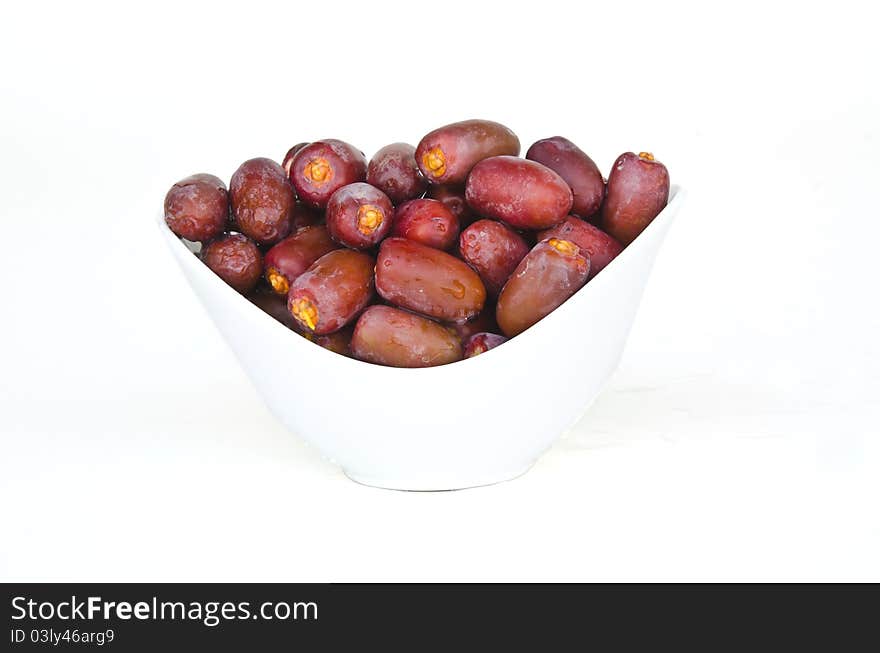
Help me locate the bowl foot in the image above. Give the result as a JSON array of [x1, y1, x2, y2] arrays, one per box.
[[343, 461, 536, 492]]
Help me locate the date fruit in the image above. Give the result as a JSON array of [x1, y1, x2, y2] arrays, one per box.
[[496, 238, 590, 336], [463, 332, 508, 358], [601, 152, 670, 245], [526, 136, 605, 219], [202, 233, 263, 294], [392, 198, 459, 251], [290, 200, 324, 230], [164, 173, 229, 243], [448, 310, 499, 342], [538, 217, 623, 278], [263, 225, 339, 295], [287, 249, 374, 335], [458, 219, 530, 296], [282, 142, 309, 176], [367, 143, 427, 204], [326, 182, 394, 249], [230, 158, 295, 246], [351, 305, 462, 368], [289, 139, 367, 209], [416, 119, 520, 185], [376, 238, 486, 323], [425, 184, 477, 228], [465, 156, 572, 230]]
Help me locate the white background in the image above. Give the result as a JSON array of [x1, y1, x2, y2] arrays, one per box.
[[1, 0, 877, 581]]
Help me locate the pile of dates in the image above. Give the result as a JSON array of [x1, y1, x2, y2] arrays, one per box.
[[164, 119, 670, 367]]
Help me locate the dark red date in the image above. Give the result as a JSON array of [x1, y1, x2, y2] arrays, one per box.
[[465, 156, 572, 230], [526, 136, 605, 219], [496, 238, 590, 336], [601, 152, 669, 245], [351, 305, 462, 368], [263, 225, 339, 295], [202, 233, 263, 294], [392, 198, 459, 251], [287, 249, 375, 335], [367, 143, 427, 204], [289, 139, 367, 209], [164, 173, 229, 243], [376, 238, 486, 323], [416, 119, 520, 185], [538, 217, 623, 278], [425, 184, 477, 228], [326, 182, 394, 249], [463, 332, 508, 358], [230, 158, 295, 246], [458, 219, 530, 296]]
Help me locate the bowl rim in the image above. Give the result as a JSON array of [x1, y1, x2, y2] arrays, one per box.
[[157, 185, 685, 376]]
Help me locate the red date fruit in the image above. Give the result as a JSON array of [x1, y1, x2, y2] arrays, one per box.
[[458, 219, 529, 296], [326, 182, 394, 249], [351, 305, 462, 368], [601, 152, 670, 245], [463, 332, 508, 358], [289, 139, 367, 209], [376, 238, 486, 323], [290, 200, 324, 230], [282, 142, 309, 177], [416, 119, 520, 185], [287, 249, 374, 335], [305, 324, 354, 356], [449, 310, 499, 342], [538, 217, 623, 278], [247, 286, 299, 330], [263, 225, 339, 295], [164, 173, 229, 243], [426, 184, 476, 228], [230, 158, 295, 246], [367, 143, 427, 204], [392, 198, 459, 251], [496, 238, 590, 337], [465, 156, 572, 230], [202, 233, 263, 294], [526, 136, 605, 219]]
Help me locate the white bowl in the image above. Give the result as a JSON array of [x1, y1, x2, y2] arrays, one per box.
[[158, 186, 684, 490]]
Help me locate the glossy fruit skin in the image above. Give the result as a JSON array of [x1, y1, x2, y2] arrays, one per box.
[[229, 158, 295, 246], [282, 142, 309, 177], [416, 119, 520, 185], [202, 233, 263, 294], [448, 310, 499, 342], [247, 285, 299, 330], [538, 217, 623, 278], [465, 156, 572, 230], [425, 184, 476, 228], [263, 225, 339, 295], [325, 182, 394, 249], [463, 332, 508, 358], [289, 139, 367, 209], [601, 152, 670, 245], [496, 238, 590, 337], [458, 219, 530, 296], [351, 305, 462, 368], [376, 238, 486, 323], [392, 198, 459, 251], [526, 136, 605, 219], [287, 249, 374, 335], [164, 173, 229, 242], [290, 200, 324, 230], [367, 143, 427, 204]]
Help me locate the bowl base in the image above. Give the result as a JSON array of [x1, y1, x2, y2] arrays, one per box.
[[343, 460, 536, 492]]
